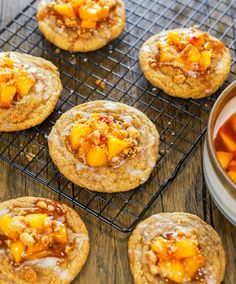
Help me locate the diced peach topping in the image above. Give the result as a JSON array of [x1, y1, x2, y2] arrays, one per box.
[[0, 215, 19, 240], [52, 0, 111, 29], [0, 200, 69, 264], [53, 224, 67, 244], [0, 56, 36, 108], [86, 146, 108, 167], [81, 19, 97, 29], [148, 233, 205, 283], [54, 4, 77, 19], [69, 122, 92, 151], [10, 240, 26, 263], [26, 214, 48, 231], [154, 27, 224, 72], [0, 85, 17, 108], [107, 136, 129, 159], [68, 112, 139, 167], [214, 112, 236, 184], [16, 72, 36, 99], [167, 31, 181, 44]]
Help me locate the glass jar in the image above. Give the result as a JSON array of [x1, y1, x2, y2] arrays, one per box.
[[203, 81, 236, 226]]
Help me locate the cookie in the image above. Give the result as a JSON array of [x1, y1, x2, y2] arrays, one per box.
[[0, 52, 62, 132], [48, 100, 159, 192], [37, 0, 126, 52], [0, 196, 89, 284], [128, 213, 225, 284], [139, 26, 231, 99]]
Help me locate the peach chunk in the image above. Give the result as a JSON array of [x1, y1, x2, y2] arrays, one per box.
[[54, 224, 67, 244], [25, 243, 46, 258], [216, 151, 234, 169], [184, 44, 200, 62], [0, 215, 19, 239], [174, 238, 197, 259], [27, 214, 48, 230], [25, 250, 51, 260], [69, 123, 92, 151], [218, 130, 236, 152], [54, 4, 77, 18], [200, 51, 211, 70], [151, 237, 170, 260], [227, 170, 236, 183], [71, 0, 85, 9], [184, 255, 205, 280], [158, 260, 185, 283], [167, 31, 182, 44], [81, 19, 97, 29], [79, 6, 99, 21], [97, 6, 110, 20], [10, 240, 26, 263], [0, 85, 17, 108], [86, 146, 107, 167], [16, 72, 36, 98], [158, 43, 172, 62], [107, 136, 129, 159], [228, 160, 236, 171]]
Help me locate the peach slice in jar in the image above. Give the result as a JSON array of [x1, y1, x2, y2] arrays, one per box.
[[227, 170, 236, 183], [216, 151, 234, 170], [217, 129, 236, 152]]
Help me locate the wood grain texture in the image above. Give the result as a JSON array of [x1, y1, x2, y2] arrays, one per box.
[[0, 1, 235, 284]]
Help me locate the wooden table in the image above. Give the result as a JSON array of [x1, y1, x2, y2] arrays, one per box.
[[0, 1, 235, 283]]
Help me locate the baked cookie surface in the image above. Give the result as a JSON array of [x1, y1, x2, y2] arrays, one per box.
[[37, 0, 126, 52], [139, 26, 231, 99], [0, 196, 89, 284], [128, 213, 225, 284], [48, 100, 159, 192], [0, 52, 62, 132]]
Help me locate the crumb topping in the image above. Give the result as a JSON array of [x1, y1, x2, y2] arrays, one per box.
[[0, 199, 74, 266], [38, 0, 118, 32], [0, 54, 36, 108], [150, 26, 226, 74], [145, 232, 206, 283], [67, 112, 140, 167]]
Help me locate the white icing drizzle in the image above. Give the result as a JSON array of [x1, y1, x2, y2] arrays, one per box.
[[103, 102, 118, 110], [120, 115, 133, 123], [216, 61, 224, 72], [20, 257, 69, 280], [0, 209, 9, 217], [127, 168, 145, 180], [76, 163, 92, 171], [148, 133, 156, 145], [71, 233, 89, 250], [0, 248, 6, 255]]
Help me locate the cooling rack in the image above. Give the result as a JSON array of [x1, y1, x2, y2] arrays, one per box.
[[0, 0, 235, 232]]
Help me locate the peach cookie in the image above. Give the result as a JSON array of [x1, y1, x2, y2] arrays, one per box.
[[139, 26, 231, 99], [128, 213, 226, 284], [0, 197, 89, 284], [0, 52, 62, 132], [48, 100, 159, 192], [37, 0, 126, 52]]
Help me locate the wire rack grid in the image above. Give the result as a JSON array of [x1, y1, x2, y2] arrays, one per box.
[[0, 0, 235, 232]]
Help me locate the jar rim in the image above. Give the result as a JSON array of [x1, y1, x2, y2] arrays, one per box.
[[207, 80, 236, 196]]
